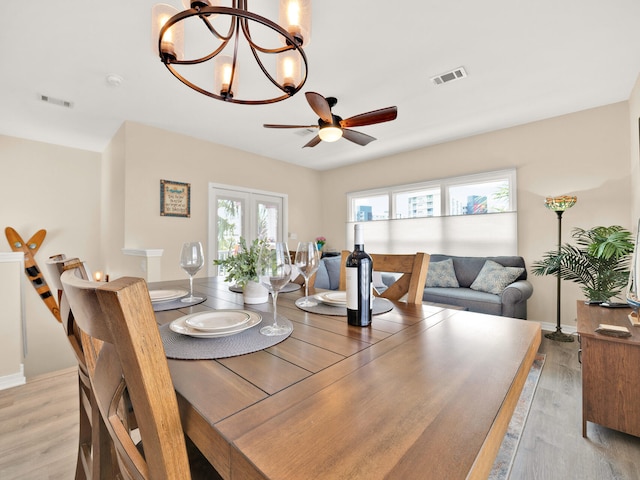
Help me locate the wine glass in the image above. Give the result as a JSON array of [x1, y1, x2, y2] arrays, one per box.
[[180, 241, 204, 303], [257, 241, 293, 336], [295, 241, 321, 307]]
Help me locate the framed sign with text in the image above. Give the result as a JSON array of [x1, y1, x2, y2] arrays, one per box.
[[160, 179, 190, 218]]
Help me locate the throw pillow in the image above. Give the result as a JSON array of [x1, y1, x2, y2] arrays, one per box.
[[470, 260, 524, 295], [425, 258, 460, 288]]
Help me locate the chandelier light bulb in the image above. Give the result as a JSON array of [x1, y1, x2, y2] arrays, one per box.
[[279, 0, 311, 46], [151, 4, 183, 61], [215, 55, 237, 98]]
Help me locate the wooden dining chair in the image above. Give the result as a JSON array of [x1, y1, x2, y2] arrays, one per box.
[[60, 268, 221, 480], [338, 251, 430, 304], [47, 255, 116, 480]]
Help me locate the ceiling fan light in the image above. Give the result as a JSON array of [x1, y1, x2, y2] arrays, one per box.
[[319, 126, 343, 143], [279, 0, 312, 46]]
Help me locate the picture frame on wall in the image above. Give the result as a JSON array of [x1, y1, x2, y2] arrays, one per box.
[[160, 179, 190, 217]]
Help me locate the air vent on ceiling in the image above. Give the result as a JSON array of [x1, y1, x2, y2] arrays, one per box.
[[38, 94, 74, 109], [430, 67, 467, 86], [294, 128, 315, 137]]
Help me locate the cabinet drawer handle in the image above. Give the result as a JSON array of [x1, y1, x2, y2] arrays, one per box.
[[578, 348, 582, 364]]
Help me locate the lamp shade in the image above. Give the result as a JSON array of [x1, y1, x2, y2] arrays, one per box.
[[214, 55, 237, 98], [545, 195, 577, 212], [276, 51, 302, 93], [279, 0, 311, 46], [151, 4, 184, 61], [319, 126, 343, 142]]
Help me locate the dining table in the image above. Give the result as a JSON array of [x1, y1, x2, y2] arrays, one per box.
[[150, 276, 541, 480]]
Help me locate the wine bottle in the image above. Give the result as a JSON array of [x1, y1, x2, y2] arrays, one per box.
[[346, 224, 373, 327]]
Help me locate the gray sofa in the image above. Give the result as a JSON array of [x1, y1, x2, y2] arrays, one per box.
[[314, 253, 533, 319], [422, 254, 533, 319]]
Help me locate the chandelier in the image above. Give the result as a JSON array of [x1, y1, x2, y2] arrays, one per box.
[[152, 0, 310, 105]]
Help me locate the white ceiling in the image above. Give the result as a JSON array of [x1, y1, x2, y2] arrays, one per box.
[[2, 1, 640, 171]]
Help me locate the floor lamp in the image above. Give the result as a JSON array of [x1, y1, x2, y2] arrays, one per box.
[[544, 195, 577, 342]]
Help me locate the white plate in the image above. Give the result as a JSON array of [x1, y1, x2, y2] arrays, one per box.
[[170, 310, 262, 338], [149, 289, 188, 303], [314, 291, 347, 306], [185, 310, 251, 331]]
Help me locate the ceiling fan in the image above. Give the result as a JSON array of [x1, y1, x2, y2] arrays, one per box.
[[264, 92, 398, 148]]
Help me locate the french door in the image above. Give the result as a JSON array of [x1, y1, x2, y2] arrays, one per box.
[[207, 183, 288, 276]]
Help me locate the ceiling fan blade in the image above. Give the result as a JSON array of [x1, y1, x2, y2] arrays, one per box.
[[305, 92, 333, 123], [340, 106, 398, 128], [263, 124, 318, 129], [303, 135, 322, 148], [342, 129, 376, 146]]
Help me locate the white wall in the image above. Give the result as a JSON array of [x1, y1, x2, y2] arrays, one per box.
[[0, 135, 102, 377], [0, 253, 25, 389], [628, 73, 640, 226]]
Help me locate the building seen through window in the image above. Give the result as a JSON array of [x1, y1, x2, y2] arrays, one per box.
[[349, 170, 515, 222]]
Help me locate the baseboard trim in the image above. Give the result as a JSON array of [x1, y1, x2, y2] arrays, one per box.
[[536, 321, 577, 336], [0, 365, 26, 391]]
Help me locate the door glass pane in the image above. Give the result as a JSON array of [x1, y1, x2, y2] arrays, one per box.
[[257, 200, 279, 242], [395, 188, 441, 218], [353, 194, 389, 221], [216, 198, 243, 269], [448, 180, 510, 215]]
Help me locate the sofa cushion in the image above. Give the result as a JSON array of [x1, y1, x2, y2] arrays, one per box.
[[423, 287, 502, 316], [425, 258, 460, 288], [429, 254, 527, 288], [470, 260, 525, 295]]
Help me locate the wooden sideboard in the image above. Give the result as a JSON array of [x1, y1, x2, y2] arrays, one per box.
[[577, 301, 640, 437]]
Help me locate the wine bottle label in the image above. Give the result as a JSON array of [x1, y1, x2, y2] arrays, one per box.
[[346, 266, 358, 310]]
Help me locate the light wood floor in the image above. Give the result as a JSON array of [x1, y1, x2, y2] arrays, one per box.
[[1, 333, 640, 479]]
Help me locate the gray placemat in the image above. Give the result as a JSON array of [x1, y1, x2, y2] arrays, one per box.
[[295, 297, 393, 316], [159, 312, 293, 359], [229, 283, 301, 293], [152, 294, 207, 312]]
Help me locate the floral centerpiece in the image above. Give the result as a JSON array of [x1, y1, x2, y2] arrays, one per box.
[[316, 236, 326, 251]]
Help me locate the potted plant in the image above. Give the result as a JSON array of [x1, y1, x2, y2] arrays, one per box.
[[532, 225, 634, 303], [213, 237, 269, 304]]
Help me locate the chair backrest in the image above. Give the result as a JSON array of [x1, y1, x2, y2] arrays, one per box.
[[338, 251, 430, 304], [47, 255, 90, 366], [47, 255, 120, 479], [61, 268, 192, 480]]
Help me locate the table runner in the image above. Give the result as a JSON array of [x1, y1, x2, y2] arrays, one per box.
[[152, 294, 207, 312], [159, 312, 293, 359], [294, 297, 393, 316]]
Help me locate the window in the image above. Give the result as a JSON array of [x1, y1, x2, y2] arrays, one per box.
[[346, 169, 517, 257], [348, 169, 516, 221]]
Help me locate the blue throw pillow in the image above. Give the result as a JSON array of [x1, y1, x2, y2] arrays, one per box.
[[425, 258, 460, 288], [470, 260, 524, 295]]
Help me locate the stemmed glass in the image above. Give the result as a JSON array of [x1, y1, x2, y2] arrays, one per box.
[[180, 241, 204, 303], [257, 241, 293, 336], [295, 241, 321, 307]]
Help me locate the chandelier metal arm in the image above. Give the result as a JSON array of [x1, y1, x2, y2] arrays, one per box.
[[198, 8, 235, 43], [239, 17, 302, 94]]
